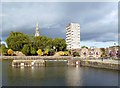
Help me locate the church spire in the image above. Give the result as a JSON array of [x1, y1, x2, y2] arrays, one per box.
[[35, 21, 40, 37]]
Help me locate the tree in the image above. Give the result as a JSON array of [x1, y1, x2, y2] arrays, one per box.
[[21, 44, 30, 55], [7, 49, 14, 56], [1, 44, 8, 55], [34, 36, 53, 50], [53, 38, 66, 51], [30, 47, 36, 55], [37, 49, 43, 56], [6, 32, 30, 51], [5, 31, 67, 55]]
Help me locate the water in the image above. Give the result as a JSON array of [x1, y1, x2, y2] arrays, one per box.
[[2, 59, 119, 86]]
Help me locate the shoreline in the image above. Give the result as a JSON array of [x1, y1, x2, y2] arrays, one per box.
[[1, 56, 120, 70], [81, 60, 119, 71]]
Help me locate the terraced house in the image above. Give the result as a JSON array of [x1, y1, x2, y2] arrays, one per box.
[[80, 47, 102, 58], [105, 46, 119, 58]]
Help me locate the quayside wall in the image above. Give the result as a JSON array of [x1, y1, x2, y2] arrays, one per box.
[[80, 60, 120, 70]]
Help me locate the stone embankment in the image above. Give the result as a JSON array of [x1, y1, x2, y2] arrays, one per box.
[[80, 59, 120, 70], [1, 56, 120, 70], [1, 56, 72, 60]]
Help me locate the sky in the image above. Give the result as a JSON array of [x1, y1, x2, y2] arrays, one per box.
[[0, 2, 119, 48]]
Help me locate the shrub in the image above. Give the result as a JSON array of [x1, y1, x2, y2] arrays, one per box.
[[73, 52, 80, 57], [7, 49, 14, 56], [37, 49, 43, 56], [44, 49, 49, 56]]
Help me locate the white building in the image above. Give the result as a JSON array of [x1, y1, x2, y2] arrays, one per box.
[[66, 23, 80, 50], [35, 22, 40, 37]]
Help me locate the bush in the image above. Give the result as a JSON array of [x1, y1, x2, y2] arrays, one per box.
[[57, 51, 69, 56], [37, 49, 43, 56], [73, 52, 80, 57], [7, 49, 14, 56], [44, 49, 49, 56], [64, 51, 69, 56], [58, 51, 64, 56]]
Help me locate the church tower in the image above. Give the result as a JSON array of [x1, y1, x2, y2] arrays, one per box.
[[35, 22, 40, 37]]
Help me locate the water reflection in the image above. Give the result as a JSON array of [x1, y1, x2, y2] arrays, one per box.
[[65, 66, 82, 86], [20, 66, 24, 76], [2, 60, 119, 86], [76, 65, 79, 68], [31, 66, 34, 78]]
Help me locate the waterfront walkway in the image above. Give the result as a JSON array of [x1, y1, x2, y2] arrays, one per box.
[[84, 59, 119, 65], [1, 56, 73, 60]]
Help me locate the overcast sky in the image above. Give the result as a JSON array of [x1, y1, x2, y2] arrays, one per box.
[[0, 2, 118, 48]]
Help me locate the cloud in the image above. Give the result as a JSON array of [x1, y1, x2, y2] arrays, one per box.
[[1, 2, 118, 44], [80, 41, 118, 48]]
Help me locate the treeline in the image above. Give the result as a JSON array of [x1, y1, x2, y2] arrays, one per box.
[[2, 32, 67, 56]]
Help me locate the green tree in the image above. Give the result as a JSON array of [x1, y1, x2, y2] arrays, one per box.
[[1, 44, 8, 55], [34, 36, 53, 50], [30, 47, 36, 55], [37, 49, 43, 56], [53, 38, 66, 51], [21, 44, 30, 55], [6, 32, 30, 51]]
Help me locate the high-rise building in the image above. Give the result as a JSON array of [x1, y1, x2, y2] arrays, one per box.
[[35, 22, 40, 37], [66, 23, 80, 50]]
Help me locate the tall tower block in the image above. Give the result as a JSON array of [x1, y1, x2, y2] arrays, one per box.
[[66, 23, 80, 50]]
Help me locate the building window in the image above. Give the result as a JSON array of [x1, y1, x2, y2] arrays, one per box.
[[83, 52, 86, 56], [96, 52, 98, 55]]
